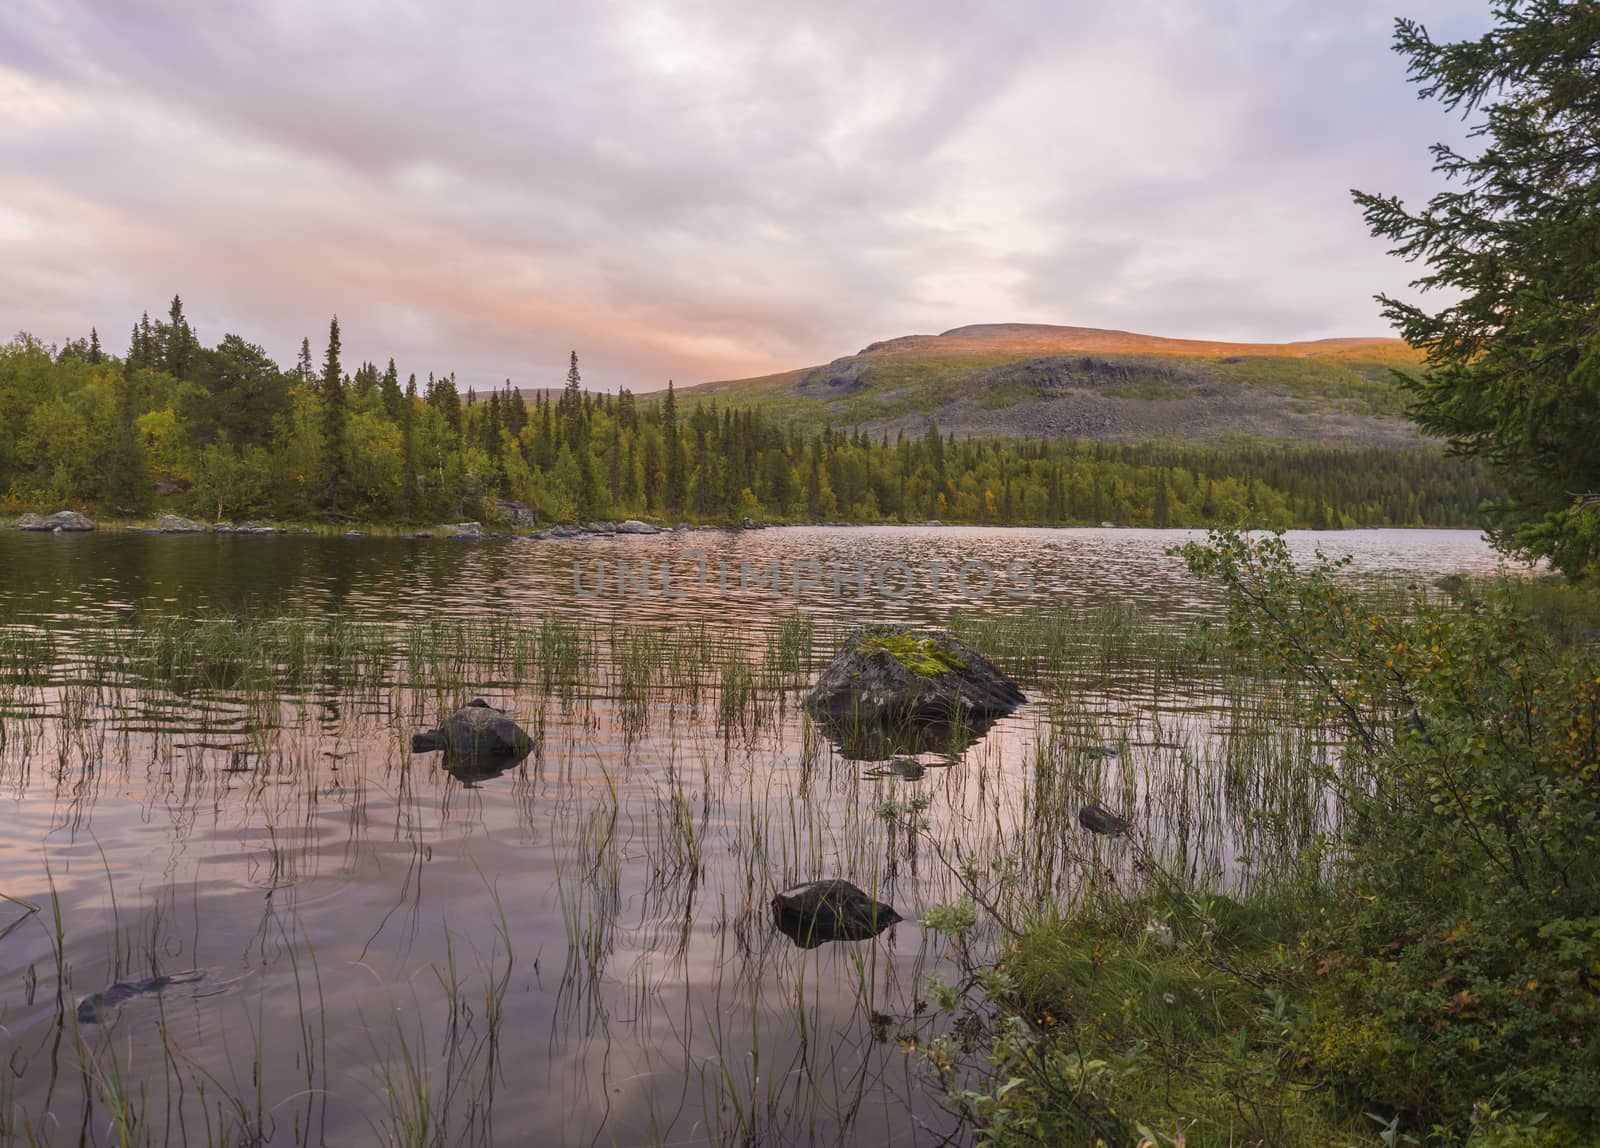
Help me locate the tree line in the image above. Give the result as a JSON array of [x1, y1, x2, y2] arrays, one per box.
[[0, 299, 1497, 530]]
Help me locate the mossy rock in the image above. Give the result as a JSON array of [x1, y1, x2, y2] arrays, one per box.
[[805, 625, 1024, 755]]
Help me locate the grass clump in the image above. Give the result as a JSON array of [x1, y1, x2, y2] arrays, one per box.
[[859, 631, 968, 676]]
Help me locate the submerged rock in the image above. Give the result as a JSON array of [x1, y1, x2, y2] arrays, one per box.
[[19, 510, 94, 532], [78, 970, 205, 1024], [412, 698, 533, 762], [772, 880, 902, 949], [862, 756, 929, 781], [1078, 803, 1133, 837], [807, 626, 1024, 726]]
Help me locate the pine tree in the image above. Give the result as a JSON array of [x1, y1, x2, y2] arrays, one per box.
[[380, 358, 403, 419], [163, 295, 194, 378], [401, 373, 419, 516], [1354, 2, 1600, 577], [88, 328, 103, 365], [562, 351, 583, 450], [297, 337, 315, 382], [663, 380, 686, 512], [321, 315, 347, 514]]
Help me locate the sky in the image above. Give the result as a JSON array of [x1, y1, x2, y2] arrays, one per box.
[[0, 0, 1488, 392]]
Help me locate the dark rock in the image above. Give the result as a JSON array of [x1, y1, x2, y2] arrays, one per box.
[[493, 500, 539, 528], [412, 698, 533, 764], [796, 357, 873, 395], [408, 532, 436, 540], [741, 516, 761, 530], [544, 524, 582, 539], [153, 513, 207, 534], [616, 519, 660, 535], [581, 521, 617, 535], [1078, 804, 1133, 837], [233, 520, 281, 535], [805, 625, 1025, 733], [19, 510, 94, 532], [78, 970, 205, 1024], [772, 880, 901, 949]]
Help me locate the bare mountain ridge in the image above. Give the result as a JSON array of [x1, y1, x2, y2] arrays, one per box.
[[685, 323, 1425, 445]]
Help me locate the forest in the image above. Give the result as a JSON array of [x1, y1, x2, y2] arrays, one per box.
[[0, 298, 1497, 531]]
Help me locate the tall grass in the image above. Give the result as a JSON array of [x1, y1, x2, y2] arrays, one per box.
[[0, 593, 1435, 1146]]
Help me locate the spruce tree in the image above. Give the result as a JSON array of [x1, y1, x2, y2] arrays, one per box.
[[663, 380, 686, 512], [1355, 1, 1600, 577], [562, 351, 583, 450], [401, 373, 419, 516], [380, 358, 403, 419], [163, 295, 194, 379], [321, 315, 347, 514]]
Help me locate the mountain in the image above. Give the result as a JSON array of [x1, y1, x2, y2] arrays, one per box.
[[684, 323, 1426, 445]]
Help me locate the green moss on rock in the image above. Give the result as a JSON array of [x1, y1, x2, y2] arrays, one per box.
[[857, 632, 968, 676]]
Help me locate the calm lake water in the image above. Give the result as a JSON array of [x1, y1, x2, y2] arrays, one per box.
[[0, 527, 1512, 1146]]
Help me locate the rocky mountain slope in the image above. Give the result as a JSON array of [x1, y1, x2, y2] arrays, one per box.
[[685, 323, 1425, 445]]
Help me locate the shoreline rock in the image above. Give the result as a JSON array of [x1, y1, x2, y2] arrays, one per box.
[[17, 510, 95, 533], [153, 513, 207, 534]]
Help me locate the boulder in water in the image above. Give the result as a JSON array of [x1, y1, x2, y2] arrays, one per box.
[[616, 519, 660, 535], [772, 880, 901, 949], [153, 513, 207, 534], [806, 626, 1024, 727], [412, 698, 533, 762]]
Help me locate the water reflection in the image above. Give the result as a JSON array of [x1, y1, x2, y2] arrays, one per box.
[[0, 526, 1515, 1146]]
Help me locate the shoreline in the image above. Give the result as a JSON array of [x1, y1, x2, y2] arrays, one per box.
[[4, 513, 1487, 540]]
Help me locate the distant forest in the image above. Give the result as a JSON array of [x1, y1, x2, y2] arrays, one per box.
[[0, 299, 1497, 529]]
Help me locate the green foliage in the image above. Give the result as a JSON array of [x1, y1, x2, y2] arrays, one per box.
[[1354, 1, 1600, 579], [1182, 529, 1600, 1139], [0, 305, 1499, 529], [943, 531, 1598, 1146]]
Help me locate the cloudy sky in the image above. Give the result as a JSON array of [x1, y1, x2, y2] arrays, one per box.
[[0, 0, 1485, 391]]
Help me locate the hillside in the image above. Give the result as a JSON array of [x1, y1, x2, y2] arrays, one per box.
[[685, 323, 1426, 445]]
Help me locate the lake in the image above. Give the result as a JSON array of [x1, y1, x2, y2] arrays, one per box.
[[0, 527, 1512, 1146]]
